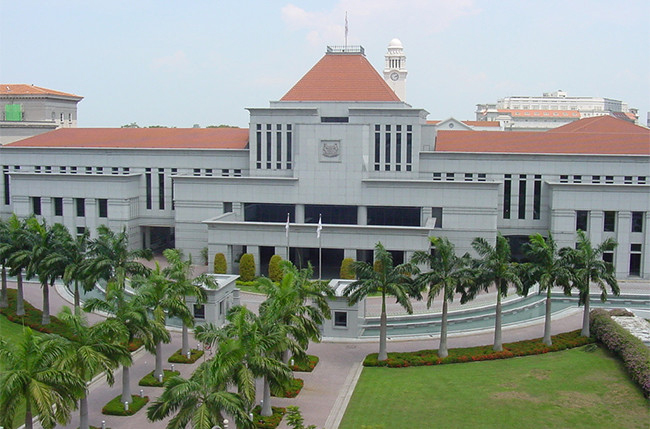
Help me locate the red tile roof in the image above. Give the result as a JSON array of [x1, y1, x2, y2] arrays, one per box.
[[281, 53, 401, 102], [435, 117, 650, 155], [0, 84, 82, 99], [6, 128, 249, 149], [427, 120, 501, 127], [498, 109, 580, 118]]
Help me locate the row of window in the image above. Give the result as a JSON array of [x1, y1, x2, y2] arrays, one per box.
[[503, 174, 542, 220], [602, 243, 644, 277], [576, 211, 645, 233], [560, 175, 646, 185], [432, 172, 488, 182], [191, 168, 242, 177], [255, 123, 293, 170], [373, 124, 413, 172], [32, 197, 108, 218]]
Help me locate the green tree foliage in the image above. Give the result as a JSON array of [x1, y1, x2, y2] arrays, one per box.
[[339, 258, 356, 279], [268, 254, 283, 282], [239, 253, 256, 281], [214, 252, 227, 274]]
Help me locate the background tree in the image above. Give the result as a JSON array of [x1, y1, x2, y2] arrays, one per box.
[[344, 242, 418, 361], [3, 215, 32, 316], [0, 218, 9, 308], [56, 307, 132, 429], [411, 236, 471, 358], [0, 328, 85, 429], [468, 234, 523, 352], [522, 233, 571, 345], [57, 227, 93, 315], [564, 230, 619, 337]]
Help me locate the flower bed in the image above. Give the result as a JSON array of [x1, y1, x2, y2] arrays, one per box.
[[364, 330, 593, 368], [251, 405, 286, 429], [271, 377, 303, 398], [0, 288, 72, 338], [290, 354, 319, 372], [101, 394, 149, 416], [590, 309, 650, 398], [168, 348, 204, 363], [138, 369, 180, 386]]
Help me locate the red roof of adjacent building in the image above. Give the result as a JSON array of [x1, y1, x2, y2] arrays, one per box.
[[0, 84, 82, 99], [281, 53, 401, 102], [6, 128, 249, 149], [426, 120, 500, 127], [435, 116, 650, 155]]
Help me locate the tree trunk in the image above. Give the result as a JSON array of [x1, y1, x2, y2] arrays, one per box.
[[439, 298, 449, 358], [181, 322, 190, 356], [543, 286, 553, 346], [24, 397, 33, 429], [378, 294, 388, 361], [493, 289, 503, 352], [41, 281, 50, 325], [154, 341, 164, 380], [16, 271, 25, 316], [282, 349, 290, 365], [79, 393, 89, 429], [74, 280, 81, 315], [0, 265, 7, 308], [581, 291, 591, 337], [121, 363, 133, 404], [261, 376, 272, 417]]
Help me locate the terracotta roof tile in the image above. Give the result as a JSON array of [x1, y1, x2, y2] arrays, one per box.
[[426, 120, 501, 127], [0, 84, 82, 99], [5, 128, 249, 149], [435, 117, 650, 155], [281, 53, 400, 102]]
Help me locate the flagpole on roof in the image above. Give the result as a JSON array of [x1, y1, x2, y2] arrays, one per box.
[[344, 12, 348, 50], [317, 214, 322, 281]]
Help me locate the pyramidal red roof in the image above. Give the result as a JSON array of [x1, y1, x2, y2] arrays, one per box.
[[6, 128, 249, 149], [281, 53, 400, 102], [0, 84, 82, 99], [435, 116, 650, 155]]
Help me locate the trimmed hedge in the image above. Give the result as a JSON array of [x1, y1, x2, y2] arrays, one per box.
[[271, 377, 303, 398], [364, 330, 593, 368], [214, 252, 227, 274], [268, 255, 283, 282], [102, 394, 149, 416], [138, 369, 180, 386], [0, 288, 73, 339], [290, 354, 319, 372], [339, 258, 355, 279], [168, 348, 204, 363], [251, 405, 286, 429], [590, 309, 650, 398], [239, 253, 256, 282]]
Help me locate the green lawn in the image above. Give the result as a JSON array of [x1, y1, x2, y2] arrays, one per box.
[[340, 345, 649, 429]]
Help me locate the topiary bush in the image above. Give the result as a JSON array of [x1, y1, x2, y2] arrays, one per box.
[[268, 254, 283, 282], [214, 252, 227, 274], [239, 253, 256, 282], [590, 309, 650, 397], [340, 258, 356, 279]]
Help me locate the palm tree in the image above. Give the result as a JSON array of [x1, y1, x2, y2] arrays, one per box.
[[1, 215, 31, 316], [469, 234, 523, 352], [84, 284, 157, 404], [57, 226, 94, 315], [564, 230, 619, 337], [56, 307, 132, 429], [411, 236, 472, 358], [147, 360, 255, 429], [522, 233, 572, 345], [0, 328, 85, 429], [0, 218, 10, 309], [133, 261, 189, 380], [343, 242, 418, 361]]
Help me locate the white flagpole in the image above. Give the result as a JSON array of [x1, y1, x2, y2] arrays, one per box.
[[317, 214, 322, 281], [285, 213, 290, 261]]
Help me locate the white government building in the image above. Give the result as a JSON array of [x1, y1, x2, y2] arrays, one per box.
[[1, 40, 648, 281]]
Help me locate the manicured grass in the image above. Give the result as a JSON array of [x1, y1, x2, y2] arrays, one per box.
[[102, 394, 149, 416], [168, 348, 204, 363], [290, 354, 319, 372], [340, 345, 649, 429], [138, 369, 180, 386]]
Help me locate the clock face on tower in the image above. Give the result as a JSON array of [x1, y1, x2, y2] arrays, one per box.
[[390, 72, 399, 81]]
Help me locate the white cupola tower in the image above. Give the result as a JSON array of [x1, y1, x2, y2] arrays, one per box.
[[383, 38, 407, 101]]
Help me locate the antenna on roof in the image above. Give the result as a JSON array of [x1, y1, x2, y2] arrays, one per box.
[[344, 12, 348, 50]]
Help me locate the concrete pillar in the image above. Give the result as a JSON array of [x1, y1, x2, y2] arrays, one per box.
[[275, 246, 289, 261], [358, 206, 367, 225], [616, 212, 632, 278], [344, 249, 356, 260], [589, 211, 604, 245], [295, 204, 305, 223]]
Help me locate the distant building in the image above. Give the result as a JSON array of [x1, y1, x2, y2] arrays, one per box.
[[476, 90, 638, 131], [0, 84, 83, 145]]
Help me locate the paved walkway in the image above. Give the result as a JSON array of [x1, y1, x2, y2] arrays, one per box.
[[3, 277, 648, 429]]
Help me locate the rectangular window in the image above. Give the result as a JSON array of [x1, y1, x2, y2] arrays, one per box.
[[560, 175, 568, 183], [158, 169, 165, 210], [573, 175, 581, 183], [112, 167, 119, 175], [406, 126, 412, 171], [604, 211, 616, 232], [431, 207, 443, 228], [234, 169, 242, 177], [602, 251, 613, 264], [256, 125, 262, 169], [145, 169, 152, 210], [464, 173, 473, 181], [76, 227, 86, 236], [374, 125, 381, 171], [445, 173, 454, 181], [98, 199, 108, 218], [605, 175, 614, 184], [221, 169, 229, 176], [592, 175, 600, 184], [32, 197, 41, 215], [71, 166, 77, 174], [631, 212, 643, 233], [334, 311, 347, 327], [433, 172, 442, 181], [533, 175, 542, 220], [205, 169, 213, 176], [3, 166, 9, 205], [122, 167, 130, 174], [223, 202, 233, 213], [266, 125, 272, 169], [503, 175, 512, 219], [629, 244, 641, 276], [194, 304, 205, 319], [286, 125, 292, 169], [624, 176, 633, 184], [367, 206, 420, 227], [518, 175, 526, 219], [276, 126, 282, 169], [638, 176, 647, 184], [395, 127, 402, 169], [53, 197, 63, 216], [85, 166, 92, 174], [96, 167, 103, 174], [171, 168, 177, 210], [478, 173, 487, 182], [385, 125, 391, 170], [59, 166, 66, 173], [576, 210, 588, 231], [76, 198, 85, 217]]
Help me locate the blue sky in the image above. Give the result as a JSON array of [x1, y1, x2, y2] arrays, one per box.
[[1, 0, 648, 128]]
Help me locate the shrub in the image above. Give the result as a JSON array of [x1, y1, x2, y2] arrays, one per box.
[[239, 253, 256, 281], [168, 348, 204, 363], [138, 369, 180, 386], [609, 308, 635, 317], [590, 309, 650, 397], [1, 288, 73, 339], [214, 252, 227, 274], [102, 394, 149, 416], [290, 354, 319, 372], [271, 377, 304, 398], [250, 405, 286, 429], [268, 254, 283, 282], [285, 406, 317, 429], [339, 258, 355, 279]]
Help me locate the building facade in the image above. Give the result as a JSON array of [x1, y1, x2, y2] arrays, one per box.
[[1, 45, 648, 281]]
